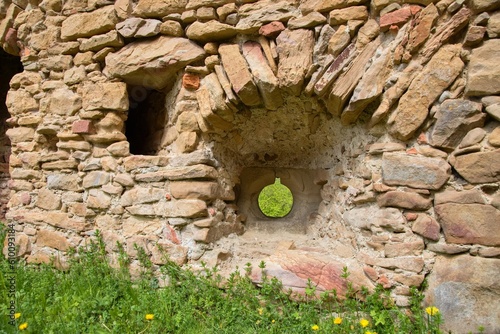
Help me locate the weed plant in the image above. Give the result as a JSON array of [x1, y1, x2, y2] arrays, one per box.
[[0, 227, 443, 333]]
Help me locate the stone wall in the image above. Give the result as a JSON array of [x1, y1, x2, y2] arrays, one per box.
[[1, 0, 500, 332]]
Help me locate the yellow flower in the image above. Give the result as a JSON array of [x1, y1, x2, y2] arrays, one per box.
[[360, 318, 370, 328], [258, 308, 263, 315], [425, 306, 439, 316], [311, 324, 320, 331], [19, 322, 28, 330], [271, 319, 275, 323], [145, 314, 154, 320], [14, 313, 21, 319], [333, 317, 342, 325], [365, 331, 377, 334]]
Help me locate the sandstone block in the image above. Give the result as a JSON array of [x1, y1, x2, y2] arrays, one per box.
[[37, 229, 70, 251], [47, 174, 80, 191], [186, 20, 237, 42], [429, 99, 485, 150], [466, 39, 500, 96], [5, 90, 38, 115], [61, 5, 118, 40], [182, 73, 200, 90], [122, 216, 162, 237], [236, 1, 299, 33], [377, 191, 432, 210], [218, 43, 260, 106], [35, 188, 61, 211], [83, 171, 110, 188], [107, 141, 130, 157], [80, 82, 128, 111], [160, 20, 184, 36], [288, 11, 326, 29], [436, 203, 500, 246], [343, 206, 405, 231], [467, 0, 500, 12], [385, 240, 424, 257], [389, 44, 464, 140], [459, 128, 487, 148], [105, 36, 205, 90], [123, 155, 169, 171], [6, 127, 34, 144], [276, 29, 315, 96], [242, 41, 283, 110], [328, 6, 368, 25], [382, 153, 450, 189], [489, 127, 500, 147], [87, 189, 112, 210], [155, 199, 207, 218], [363, 254, 425, 273], [300, 0, 368, 13], [79, 30, 124, 52], [411, 214, 441, 241], [434, 189, 485, 205], [120, 187, 165, 206], [170, 181, 218, 200], [452, 149, 500, 183], [40, 87, 82, 116], [133, 0, 187, 17], [151, 241, 187, 265], [425, 255, 500, 334]]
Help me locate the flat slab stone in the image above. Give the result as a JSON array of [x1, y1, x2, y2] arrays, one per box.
[[219, 43, 261, 106], [61, 5, 118, 40], [425, 255, 500, 334], [435, 203, 500, 246], [429, 99, 485, 150], [388, 44, 464, 140], [466, 39, 500, 96], [452, 149, 500, 183], [382, 152, 451, 189], [186, 20, 238, 42], [276, 28, 315, 96], [104, 36, 205, 90]]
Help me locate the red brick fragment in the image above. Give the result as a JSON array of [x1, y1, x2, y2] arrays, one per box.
[[72, 120, 94, 134]]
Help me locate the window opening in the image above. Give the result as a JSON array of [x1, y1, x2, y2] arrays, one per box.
[[125, 86, 167, 155], [258, 178, 294, 218]]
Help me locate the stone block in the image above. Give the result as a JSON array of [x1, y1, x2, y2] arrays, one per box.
[[37, 229, 70, 251], [411, 214, 440, 241], [382, 153, 450, 190], [435, 203, 500, 246], [80, 82, 128, 112], [35, 188, 61, 210], [452, 149, 500, 184], [377, 191, 432, 210], [155, 199, 208, 218], [466, 39, 500, 96], [218, 43, 260, 106], [170, 181, 218, 200], [61, 5, 118, 40], [425, 255, 500, 333]]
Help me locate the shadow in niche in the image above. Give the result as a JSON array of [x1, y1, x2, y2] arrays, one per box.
[[0, 49, 23, 218], [125, 85, 167, 155]]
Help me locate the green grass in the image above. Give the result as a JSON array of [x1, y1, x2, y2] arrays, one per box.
[[258, 178, 294, 218], [0, 228, 444, 334]]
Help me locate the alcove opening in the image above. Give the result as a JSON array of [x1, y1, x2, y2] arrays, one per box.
[[237, 168, 323, 234], [125, 85, 167, 155]]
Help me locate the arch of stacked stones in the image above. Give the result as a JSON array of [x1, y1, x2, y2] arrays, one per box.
[[1, 0, 499, 331]]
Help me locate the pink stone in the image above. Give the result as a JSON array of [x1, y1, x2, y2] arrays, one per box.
[[182, 73, 200, 90], [380, 7, 413, 31], [258, 21, 285, 38], [72, 120, 94, 134]]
